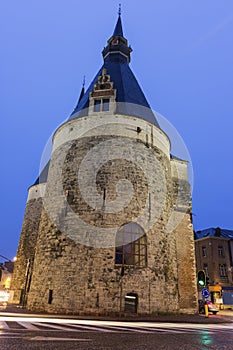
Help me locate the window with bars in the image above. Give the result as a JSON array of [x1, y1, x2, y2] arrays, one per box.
[[115, 222, 147, 267]]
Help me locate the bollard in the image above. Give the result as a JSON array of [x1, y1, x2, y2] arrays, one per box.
[[204, 300, 209, 318]]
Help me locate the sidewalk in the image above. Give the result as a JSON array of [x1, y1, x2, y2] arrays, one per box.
[[1, 304, 233, 324]]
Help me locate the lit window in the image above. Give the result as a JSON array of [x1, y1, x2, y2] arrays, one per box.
[[115, 222, 147, 267], [218, 246, 224, 257], [219, 264, 227, 277]]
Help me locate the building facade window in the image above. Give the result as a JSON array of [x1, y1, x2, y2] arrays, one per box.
[[94, 98, 110, 112], [115, 222, 147, 267], [218, 246, 224, 257], [103, 99, 110, 111], [202, 246, 207, 257], [219, 264, 228, 283], [219, 264, 227, 277], [94, 99, 101, 112]]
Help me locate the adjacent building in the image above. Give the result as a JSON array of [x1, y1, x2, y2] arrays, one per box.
[[195, 227, 233, 306], [0, 260, 14, 304]]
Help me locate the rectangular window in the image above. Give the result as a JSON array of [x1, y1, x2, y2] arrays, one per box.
[[202, 246, 207, 257], [103, 99, 110, 111], [94, 99, 101, 112], [218, 246, 224, 257], [219, 264, 227, 277], [94, 98, 110, 112]]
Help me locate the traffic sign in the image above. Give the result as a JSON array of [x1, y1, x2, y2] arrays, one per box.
[[202, 288, 210, 299]]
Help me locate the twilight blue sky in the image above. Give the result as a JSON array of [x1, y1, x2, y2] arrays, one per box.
[[1, 0, 233, 260]]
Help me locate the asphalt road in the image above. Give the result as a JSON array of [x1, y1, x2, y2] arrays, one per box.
[[0, 317, 233, 349]]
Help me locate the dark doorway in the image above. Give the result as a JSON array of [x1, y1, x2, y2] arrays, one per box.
[[124, 293, 138, 313]]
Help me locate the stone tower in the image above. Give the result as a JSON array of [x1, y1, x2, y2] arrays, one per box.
[[10, 12, 198, 315]]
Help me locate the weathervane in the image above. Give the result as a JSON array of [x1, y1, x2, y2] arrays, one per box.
[[118, 3, 121, 16]]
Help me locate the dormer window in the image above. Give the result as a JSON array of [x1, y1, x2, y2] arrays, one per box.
[[93, 98, 110, 112], [89, 68, 116, 115], [94, 100, 101, 112], [103, 99, 109, 111]]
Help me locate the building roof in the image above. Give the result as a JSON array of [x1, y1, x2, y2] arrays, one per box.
[[195, 227, 233, 240], [33, 12, 161, 186], [70, 14, 160, 127], [33, 161, 50, 186], [113, 12, 123, 37]]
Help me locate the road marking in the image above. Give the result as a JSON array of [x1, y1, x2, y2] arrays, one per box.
[[1, 318, 233, 335], [33, 322, 77, 332], [31, 336, 91, 341], [0, 321, 9, 329], [137, 327, 186, 334], [68, 324, 118, 333], [88, 324, 142, 332], [17, 322, 40, 330]]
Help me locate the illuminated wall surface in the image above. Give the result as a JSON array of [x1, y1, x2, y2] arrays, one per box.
[[10, 13, 198, 315]]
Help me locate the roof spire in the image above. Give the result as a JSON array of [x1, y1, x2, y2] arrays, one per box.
[[113, 5, 123, 37], [77, 76, 85, 104], [102, 7, 132, 63]]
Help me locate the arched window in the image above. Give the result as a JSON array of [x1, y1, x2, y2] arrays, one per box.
[[115, 222, 147, 266]]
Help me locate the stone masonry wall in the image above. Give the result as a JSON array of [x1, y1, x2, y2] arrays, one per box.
[[9, 195, 43, 304], [20, 114, 197, 315], [27, 210, 180, 315], [175, 212, 198, 312]]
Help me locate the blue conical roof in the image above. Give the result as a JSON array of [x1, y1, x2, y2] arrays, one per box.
[[70, 15, 159, 127], [70, 62, 158, 125], [35, 14, 160, 186], [113, 15, 123, 37]]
